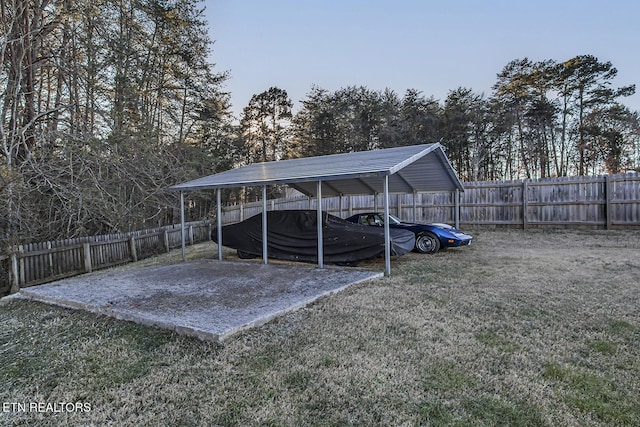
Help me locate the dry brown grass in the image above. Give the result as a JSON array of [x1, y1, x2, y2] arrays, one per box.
[[1, 229, 640, 426]]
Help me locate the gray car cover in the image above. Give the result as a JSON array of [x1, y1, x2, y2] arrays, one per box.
[[211, 210, 415, 264]]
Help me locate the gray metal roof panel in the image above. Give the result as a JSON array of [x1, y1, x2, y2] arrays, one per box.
[[168, 143, 464, 195]]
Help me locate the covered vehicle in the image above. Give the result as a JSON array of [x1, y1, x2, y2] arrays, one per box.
[[212, 210, 415, 264], [345, 212, 472, 254]]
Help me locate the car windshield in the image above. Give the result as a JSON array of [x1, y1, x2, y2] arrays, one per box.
[[387, 214, 402, 225], [373, 214, 401, 225]]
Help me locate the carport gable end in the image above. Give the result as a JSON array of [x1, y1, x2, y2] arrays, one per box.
[[167, 144, 465, 276]]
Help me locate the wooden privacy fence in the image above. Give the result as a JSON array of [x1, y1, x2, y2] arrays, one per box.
[[220, 173, 640, 229], [461, 173, 639, 228], [0, 220, 211, 295]]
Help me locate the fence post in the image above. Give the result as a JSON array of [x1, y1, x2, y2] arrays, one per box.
[[413, 191, 417, 222], [129, 236, 138, 261], [522, 180, 529, 230], [163, 229, 170, 253], [10, 252, 20, 293], [83, 243, 92, 273], [604, 175, 612, 229], [46, 241, 53, 276], [455, 189, 460, 229], [18, 245, 25, 285], [189, 225, 194, 245]]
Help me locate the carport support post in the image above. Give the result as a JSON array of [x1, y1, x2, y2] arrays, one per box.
[[317, 180, 324, 269], [383, 175, 391, 276], [180, 191, 186, 262], [217, 188, 223, 261], [262, 185, 268, 265]]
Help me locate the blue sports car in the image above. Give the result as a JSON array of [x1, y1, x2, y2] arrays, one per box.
[[345, 212, 473, 254]]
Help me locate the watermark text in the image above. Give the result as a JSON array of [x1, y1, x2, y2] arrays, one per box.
[[2, 402, 91, 413]]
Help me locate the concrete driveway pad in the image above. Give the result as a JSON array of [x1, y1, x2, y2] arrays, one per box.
[[16, 260, 381, 342]]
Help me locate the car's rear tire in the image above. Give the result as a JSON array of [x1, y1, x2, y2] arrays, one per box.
[[415, 232, 440, 254]]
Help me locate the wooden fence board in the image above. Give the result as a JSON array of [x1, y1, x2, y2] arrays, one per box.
[[0, 255, 9, 295], [1, 220, 212, 292]]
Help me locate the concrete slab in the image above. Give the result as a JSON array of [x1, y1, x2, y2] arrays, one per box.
[[16, 260, 382, 342]]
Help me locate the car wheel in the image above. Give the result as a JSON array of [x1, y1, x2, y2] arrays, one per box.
[[237, 249, 257, 259], [415, 232, 440, 254]]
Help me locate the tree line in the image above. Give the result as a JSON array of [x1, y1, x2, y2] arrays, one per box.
[[244, 57, 637, 182], [2, 0, 638, 245]]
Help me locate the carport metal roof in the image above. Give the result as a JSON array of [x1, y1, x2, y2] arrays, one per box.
[[168, 143, 464, 276], [167, 143, 464, 195]]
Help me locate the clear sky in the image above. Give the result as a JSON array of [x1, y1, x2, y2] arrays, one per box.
[[204, 0, 640, 118]]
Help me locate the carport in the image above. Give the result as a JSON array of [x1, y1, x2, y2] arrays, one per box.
[[168, 143, 464, 276]]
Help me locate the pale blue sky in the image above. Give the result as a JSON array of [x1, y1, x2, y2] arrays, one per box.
[[204, 0, 639, 118]]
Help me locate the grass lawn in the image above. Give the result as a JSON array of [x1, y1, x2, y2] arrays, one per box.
[[1, 229, 639, 426]]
